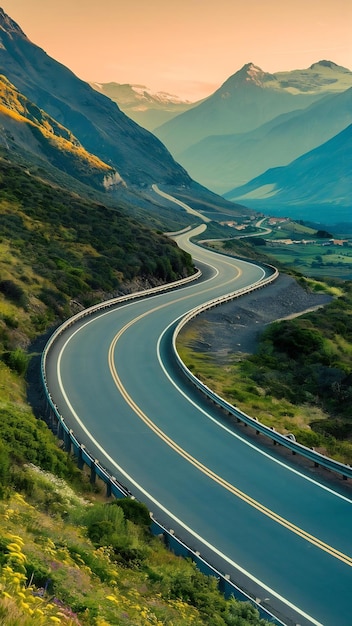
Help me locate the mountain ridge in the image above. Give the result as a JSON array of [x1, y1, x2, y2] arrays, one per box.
[[154, 60, 352, 157], [224, 123, 352, 224], [0, 7, 25, 37], [0, 8, 192, 189], [0, 74, 123, 190]]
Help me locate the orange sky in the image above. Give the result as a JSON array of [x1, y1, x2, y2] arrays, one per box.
[[2, 0, 352, 100]]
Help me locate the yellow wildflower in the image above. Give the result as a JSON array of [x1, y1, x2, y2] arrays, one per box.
[[33, 608, 45, 616], [7, 534, 24, 545], [106, 594, 118, 604], [7, 542, 23, 552]]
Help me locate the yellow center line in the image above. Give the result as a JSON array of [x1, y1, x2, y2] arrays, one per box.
[[108, 267, 352, 568]]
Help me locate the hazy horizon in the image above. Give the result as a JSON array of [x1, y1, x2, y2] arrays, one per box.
[[1, 1, 352, 101]]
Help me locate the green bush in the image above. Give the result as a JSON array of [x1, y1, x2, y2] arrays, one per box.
[[25, 556, 52, 590], [109, 497, 151, 528], [266, 320, 324, 360], [0, 405, 79, 480], [2, 348, 29, 375]]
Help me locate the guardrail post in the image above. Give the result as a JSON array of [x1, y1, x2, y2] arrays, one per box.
[[77, 444, 85, 470], [49, 410, 58, 435], [218, 573, 231, 596], [90, 459, 98, 484], [57, 420, 64, 440], [64, 429, 72, 453], [106, 480, 112, 497]]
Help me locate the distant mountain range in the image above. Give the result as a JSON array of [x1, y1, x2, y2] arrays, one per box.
[[154, 61, 352, 156], [224, 123, 352, 225], [90, 82, 195, 131], [152, 62, 352, 210], [178, 85, 352, 194]]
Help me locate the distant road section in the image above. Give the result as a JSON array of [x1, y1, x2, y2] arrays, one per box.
[[152, 183, 211, 222]]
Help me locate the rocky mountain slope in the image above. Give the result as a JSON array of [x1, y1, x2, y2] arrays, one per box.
[[0, 74, 122, 190]]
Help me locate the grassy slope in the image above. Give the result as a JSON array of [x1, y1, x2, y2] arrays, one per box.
[[0, 160, 269, 625]]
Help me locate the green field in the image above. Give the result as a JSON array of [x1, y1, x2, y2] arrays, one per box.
[[266, 243, 352, 280], [248, 219, 352, 280]]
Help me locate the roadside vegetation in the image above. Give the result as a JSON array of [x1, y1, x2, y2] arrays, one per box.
[[177, 274, 352, 464], [0, 463, 270, 625], [0, 158, 270, 624]]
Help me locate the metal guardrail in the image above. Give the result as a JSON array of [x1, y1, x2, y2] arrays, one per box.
[[41, 267, 202, 376], [172, 265, 352, 481]]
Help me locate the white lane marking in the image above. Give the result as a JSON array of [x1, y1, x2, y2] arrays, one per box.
[[57, 322, 322, 626], [156, 319, 352, 504]]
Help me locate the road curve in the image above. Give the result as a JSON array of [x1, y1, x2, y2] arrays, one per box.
[[46, 228, 352, 626]]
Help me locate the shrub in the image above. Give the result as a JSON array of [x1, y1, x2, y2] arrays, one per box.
[[2, 348, 29, 375], [0, 279, 27, 308], [0, 405, 78, 480], [267, 320, 324, 360], [109, 497, 151, 528]]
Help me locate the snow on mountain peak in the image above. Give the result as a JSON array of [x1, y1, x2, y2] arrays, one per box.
[[222, 63, 277, 91], [131, 85, 191, 104]]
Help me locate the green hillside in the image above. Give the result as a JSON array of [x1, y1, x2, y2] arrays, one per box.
[[0, 75, 120, 191]]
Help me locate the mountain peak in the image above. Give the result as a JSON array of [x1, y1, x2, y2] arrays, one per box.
[[238, 62, 264, 78], [221, 63, 277, 91], [0, 8, 26, 38], [242, 62, 261, 72], [310, 60, 338, 70], [309, 60, 350, 73]]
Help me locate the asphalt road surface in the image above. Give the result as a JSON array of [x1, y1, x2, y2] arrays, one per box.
[[46, 228, 352, 626]]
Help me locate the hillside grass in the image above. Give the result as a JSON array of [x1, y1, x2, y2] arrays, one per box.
[[0, 477, 268, 626]]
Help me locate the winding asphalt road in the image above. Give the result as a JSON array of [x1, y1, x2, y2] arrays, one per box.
[[46, 227, 352, 626]]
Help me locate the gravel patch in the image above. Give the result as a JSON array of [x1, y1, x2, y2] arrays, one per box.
[[188, 274, 332, 361]]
